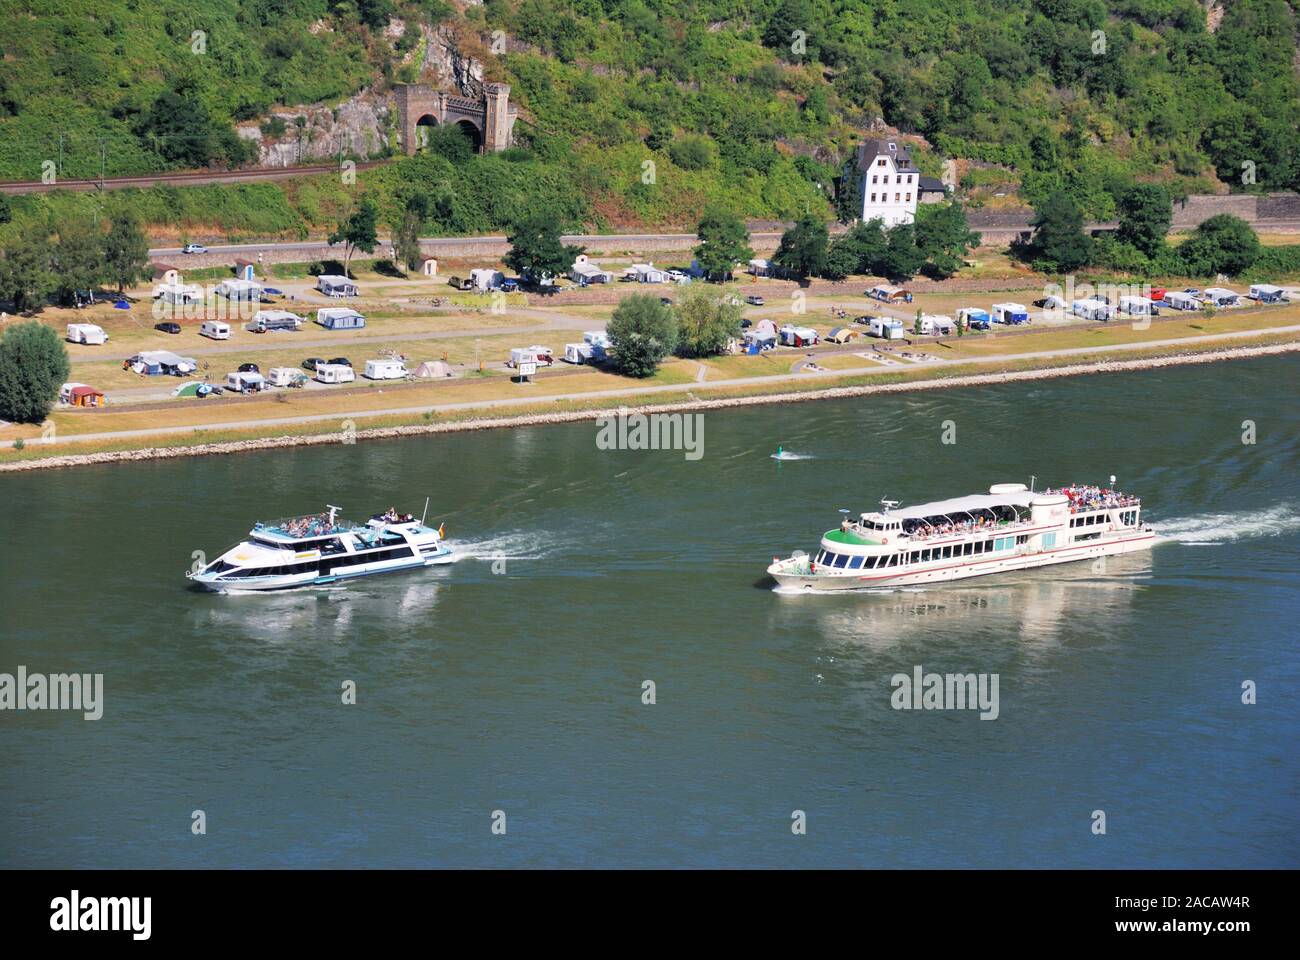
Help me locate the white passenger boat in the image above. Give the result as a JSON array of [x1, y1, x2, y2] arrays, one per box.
[[189, 505, 453, 592], [767, 482, 1154, 591]]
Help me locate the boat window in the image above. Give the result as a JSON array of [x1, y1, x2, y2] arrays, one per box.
[[848, 555, 864, 570], [1076, 532, 1101, 542], [832, 553, 849, 568], [942, 546, 953, 559], [963, 543, 973, 556]]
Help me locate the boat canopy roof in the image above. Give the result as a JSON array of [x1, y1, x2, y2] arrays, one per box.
[[887, 492, 1036, 521]]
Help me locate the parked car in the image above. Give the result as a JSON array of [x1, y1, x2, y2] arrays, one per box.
[[501, 279, 519, 292], [746, 295, 765, 306], [238, 362, 260, 374], [302, 357, 325, 372], [154, 322, 182, 335], [328, 357, 352, 368], [181, 243, 207, 254], [740, 318, 752, 329]]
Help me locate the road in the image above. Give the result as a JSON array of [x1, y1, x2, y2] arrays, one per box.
[[146, 232, 791, 260], [18, 323, 1299, 448]]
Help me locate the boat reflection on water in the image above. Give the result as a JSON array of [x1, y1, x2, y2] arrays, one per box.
[[768, 550, 1152, 656], [188, 579, 445, 645]]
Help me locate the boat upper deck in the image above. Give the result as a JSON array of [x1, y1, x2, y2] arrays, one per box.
[[253, 514, 365, 542], [830, 483, 1140, 547]]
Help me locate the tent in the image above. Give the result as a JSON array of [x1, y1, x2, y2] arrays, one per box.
[[413, 360, 453, 378], [173, 381, 212, 398], [827, 327, 857, 343]]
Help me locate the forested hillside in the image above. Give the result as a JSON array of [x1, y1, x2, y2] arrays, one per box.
[[1, 0, 1297, 234]]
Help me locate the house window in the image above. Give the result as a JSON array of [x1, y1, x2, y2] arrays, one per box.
[[872, 175, 878, 184], [906, 193, 911, 202], [870, 193, 877, 202], [907, 175, 913, 183], [877, 158, 886, 166], [895, 193, 900, 202]]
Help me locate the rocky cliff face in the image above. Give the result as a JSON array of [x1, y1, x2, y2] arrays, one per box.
[[236, 21, 492, 165], [238, 92, 394, 166]]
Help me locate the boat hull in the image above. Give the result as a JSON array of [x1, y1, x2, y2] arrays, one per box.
[[190, 545, 455, 592], [768, 530, 1155, 591]]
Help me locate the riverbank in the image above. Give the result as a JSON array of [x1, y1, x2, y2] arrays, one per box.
[[5, 339, 1296, 473]]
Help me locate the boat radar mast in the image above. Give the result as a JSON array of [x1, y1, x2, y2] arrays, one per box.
[[880, 498, 900, 514], [326, 504, 341, 527]]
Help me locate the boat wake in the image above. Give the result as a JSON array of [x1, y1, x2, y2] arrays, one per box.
[[446, 529, 561, 562], [770, 451, 814, 461], [1156, 505, 1300, 545]]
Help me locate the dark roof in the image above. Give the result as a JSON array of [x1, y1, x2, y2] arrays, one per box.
[[857, 138, 917, 173], [918, 176, 947, 193]]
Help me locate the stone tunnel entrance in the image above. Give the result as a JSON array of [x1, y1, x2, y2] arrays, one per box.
[[394, 83, 517, 156]]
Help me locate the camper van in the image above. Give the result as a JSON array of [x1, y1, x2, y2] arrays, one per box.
[[315, 363, 356, 385], [363, 359, 408, 380], [1201, 287, 1239, 307], [867, 317, 906, 340], [65, 323, 108, 345], [225, 371, 266, 394], [200, 320, 231, 340], [991, 303, 1029, 324], [245, 310, 303, 333]]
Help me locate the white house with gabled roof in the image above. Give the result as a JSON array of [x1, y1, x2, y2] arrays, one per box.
[[858, 138, 919, 227]]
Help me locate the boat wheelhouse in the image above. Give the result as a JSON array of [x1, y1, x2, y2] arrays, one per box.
[[188, 505, 453, 592], [767, 481, 1153, 591]]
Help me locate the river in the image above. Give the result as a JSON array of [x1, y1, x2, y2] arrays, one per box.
[[2, 354, 1297, 867]]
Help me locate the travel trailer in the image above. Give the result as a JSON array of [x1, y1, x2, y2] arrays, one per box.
[[316, 274, 358, 297], [564, 343, 593, 364], [1163, 291, 1201, 311], [1248, 284, 1287, 303], [918, 315, 956, 336], [1118, 296, 1158, 316], [225, 371, 266, 394], [779, 325, 819, 347], [956, 308, 991, 329], [1070, 298, 1113, 321], [991, 302, 1029, 324], [315, 363, 356, 384], [266, 367, 307, 388], [200, 320, 231, 340], [65, 323, 108, 345], [867, 317, 906, 339], [316, 307, 366, 330], [363, 359, 408, 380], [245, 310, 303, 333]]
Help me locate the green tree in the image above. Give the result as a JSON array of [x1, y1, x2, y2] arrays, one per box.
[[1177, 215, 1260, 277], [1027, 191, 1092, 271], [832, 219, 889, 276], [103, 213, 150, 293], [0, 235, 54, 312], [607, 294, 678, 377], [329, 198, 380, 278], [878, 224, 926, 282], [0, 320, 69, 423], [673, 284, 743, 358], [51, 222, 105, 304], [668, 135, 716, 171], [915, 202, 979, 279], [764, 0, 821, 62], [391, 193, 432, 272], [834, 155, 862, 224], [694, 208, 752, 281], [773, 213, 829, 282], [504, 213, 582, 285], [1116, 184, 1171, 259]]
